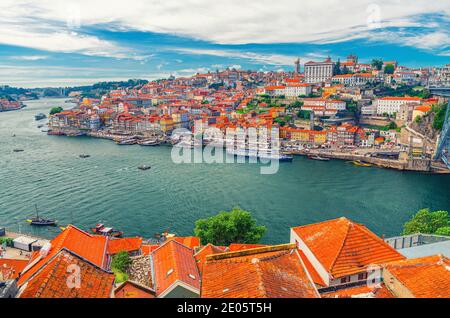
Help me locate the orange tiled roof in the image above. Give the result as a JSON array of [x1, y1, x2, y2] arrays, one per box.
[[168, 236, 201, 249], [297, 249, 326, 287], [201, 244, 319, 298], [114, 281, 156, 298], [0, 258, 29, 280], [19, 249, 114, 298], [151, 240, 200, 296], [194, 244, 227, 274], [107, 237, 142, 255], [18, 225, 108, 286], [141, 244, 159, 255], [292, 217, 405, 278], [228, 243, 267, 252], [321, 283, 394, 298], [383, 255, 450, 298]]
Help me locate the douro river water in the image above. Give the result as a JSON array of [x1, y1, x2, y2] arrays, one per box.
[[1, 98, 449, 243]]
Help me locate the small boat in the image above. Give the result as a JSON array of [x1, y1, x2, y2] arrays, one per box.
[[138, 165, 151, 170], [308, 155, 330, 161], [350, 160, 373, 167], [37, 124, 44, 129], [13, 149, 24, 153], [79, 154, 90, 158], [26, 205, 57, 226], [138, 139, 160, 146], [116, 138, 137, 145], [35, 113, 47, 121], [91, 223, 123, 238]]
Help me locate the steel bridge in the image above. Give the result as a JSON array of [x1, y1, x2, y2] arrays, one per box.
[[429, 87, 450, 169]]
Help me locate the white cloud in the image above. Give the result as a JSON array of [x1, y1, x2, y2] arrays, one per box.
[[10, 55, 49, 61], [0, 0, 448, 57], [174, 48, 302, 66]]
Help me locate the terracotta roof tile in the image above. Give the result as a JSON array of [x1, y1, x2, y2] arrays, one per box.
[[18, 225, 108, 286], [194, 244, 227, 274], [384, 255, 450, 298], [168, 236, 201, 249], [201, 244, 319, 298], [321, 283, 394, 298], [19, 249, 114, 298], [107, 237, 142, 255], [292, 217, 405, 278], [151, 240, 200, 297], [0, 258, 29, 280], [228, 244, 267, 252], [114, 281, 156, 298]]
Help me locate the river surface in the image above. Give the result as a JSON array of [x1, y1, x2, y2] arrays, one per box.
[[0, 98, 449, 243]]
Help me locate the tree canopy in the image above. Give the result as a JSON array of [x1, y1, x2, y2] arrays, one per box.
[[371, 59, 383, 71], [194, 207, 267, 245], [384, 64, 395, 74], [49, 106, 64, 115], [111, 251, 131, 273], [402, 208, 449, 236]]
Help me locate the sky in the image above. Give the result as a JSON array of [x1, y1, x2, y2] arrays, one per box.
[[0, 0, 449, 88]]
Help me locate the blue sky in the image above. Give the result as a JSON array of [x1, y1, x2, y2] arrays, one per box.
[[0, 0, 449, 87]]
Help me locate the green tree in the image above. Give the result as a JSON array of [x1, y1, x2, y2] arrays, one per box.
[[402, 209, 449, 235], [435, 226, 450, 236], [371, 59, 383, 71], [432, 103, 448, 130], [297, 109, 311, 119], [384, 64, 395, 74], [387, 121, 397, 130], [194, 207, 267, 245], [111, 251, 132, 273], [49, 106, 63, 115]]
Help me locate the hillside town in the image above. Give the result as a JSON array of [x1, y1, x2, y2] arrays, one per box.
[[1, 216, 449, 298], [44, 56, 450, 172]]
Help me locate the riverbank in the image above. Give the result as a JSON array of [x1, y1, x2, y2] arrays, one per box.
[[48, 127, 448, 174], [294, 149, 450, 174]]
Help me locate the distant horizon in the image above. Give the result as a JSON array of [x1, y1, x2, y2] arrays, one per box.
[[1, 58, 448, 90], [1, 1, 449, 88]]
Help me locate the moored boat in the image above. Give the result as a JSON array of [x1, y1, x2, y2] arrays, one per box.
[[116, 138, 137, 145], [138, 139, 160, 146], [308, 155, 330, 161], [26, 205, 57, 226], [35, 113, 47, 121], [91, 223, 123, 238], [350, 160, 373, 167]]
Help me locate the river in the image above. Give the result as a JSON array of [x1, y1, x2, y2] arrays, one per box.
[[0, 98, 449, 243]]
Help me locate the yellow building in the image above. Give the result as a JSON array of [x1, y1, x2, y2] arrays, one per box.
[[159, 115, 174, 132]]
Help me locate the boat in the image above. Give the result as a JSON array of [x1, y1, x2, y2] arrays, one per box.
[[308, 155, 330, 161], [47, 130, 65, 136], [35, 113, 47, 121], [350, 160, 373, 167], [116, 138, 137, 145], [227, 148, 294, 162], [26, 205, 57, 226], [138, 165, 151, 170], [66, 131, 85, 137], [91, 223, 123, 238], [13, 149, 24, 152], [79, 154, 90, 158], [37, 124, 44, 129], [138, 139, 160, 146]]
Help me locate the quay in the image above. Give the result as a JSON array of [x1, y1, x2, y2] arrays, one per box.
[[292, 149, 450, 173]]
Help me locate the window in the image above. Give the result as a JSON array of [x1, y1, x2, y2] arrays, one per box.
[[358, 272, 368, 280], [340, 276, 350, 284]]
